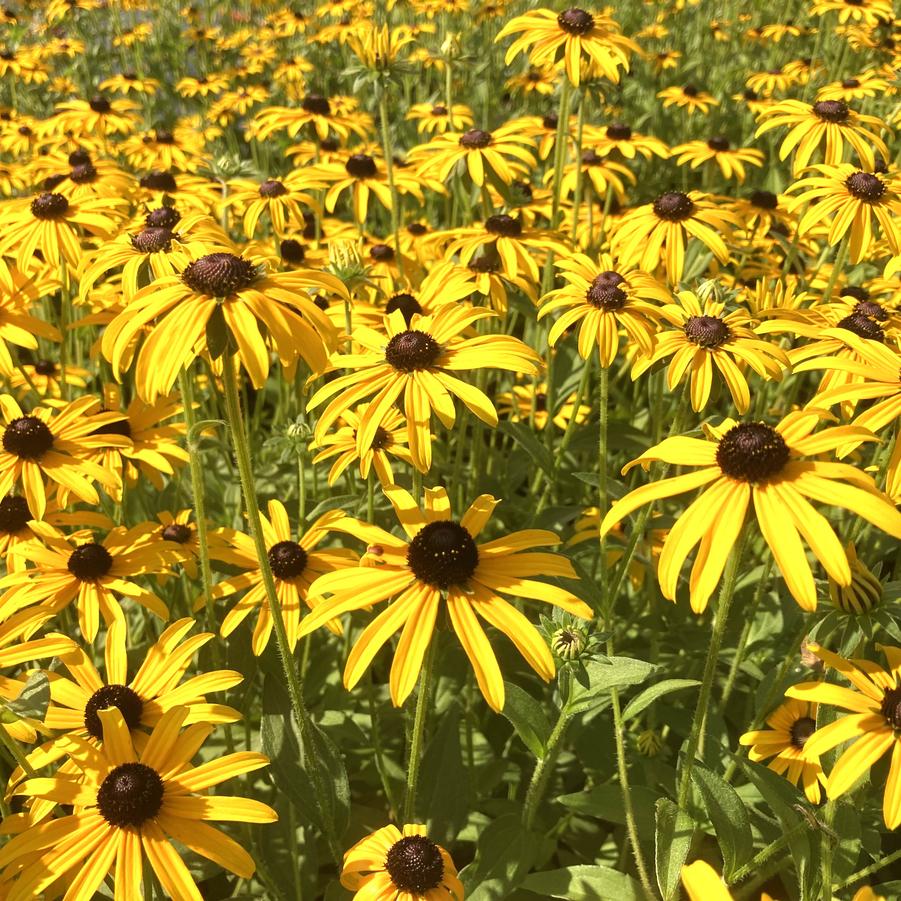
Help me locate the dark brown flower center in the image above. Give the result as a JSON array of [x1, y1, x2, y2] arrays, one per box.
[[161, 522, 192, 544], [84, 684, 143, 740], [840, 284, 869, 301], [385, 292, 423, 326], [837, 312, 885, 342], [606, 122, 632, 141], [586, 271, 628, 310], [813, 100, 849, 122], [93, 416, 132, 438], [684, 315, 731, 347], [485, 214, 522, 237], [716, 422, 790, 483], [557, 8, 594, 34], [145, 206, 181, 229], [881, 686, 901, 729], [407, 520, 478, 588], [369, 244, 394, 262], [707, 136, 730, 152], [682, 83, 699, 97], [154, 129, 175, 143], [581, 149, 603, 167], [2, 415, 54, 459], [89, 95, 111, 113], [97, 762, 164, 827], [385, 330, 442, 372], [33, 359, 56, 376], [842, 78, 861, 88], [853, 299, 886, 320], [750, 190, 778, 210], [130, 227, 174, 254], [259, 179, 288, 198], [789, 716, 816, 748], [845, 171, 885, 202], [385, 835, 445, 893], [0, 495, 30, 533], [68, 148, 90, 170], [68, 543, 114, 581], [280, 239, 306, 264], [302, 94, 331, 116], [69, 162, 97, 183], [268, 540, 308, 580], [345, 154, 378, 179], [431, 104, 448, 116], [542, 113, 559, 130], [43, 174, 67, 191], [30, 192, 69, 220], [459, 129, 493, 149], [139, 170, 177, 192], [653, 191, 694, 221], [406, 223, 428, 236], [743, 89, 759, 101], [182, 252, 258, 296]]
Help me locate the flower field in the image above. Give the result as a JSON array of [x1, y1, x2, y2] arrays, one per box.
[[0, 0, 898, 898]]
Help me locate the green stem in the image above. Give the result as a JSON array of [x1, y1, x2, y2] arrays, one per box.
[[728, 821, 807, 885], [522, 709, 571, 831], [820, 799, 837, 901], [178, 370, 216, 633], [220, 352, 341, 863], [837, 845, 901, 891], [609, 685, 656, 899], [550, 80, 573, 229], [676, 523, 749, 810], [378, 88, 405, 280], [403, 636, 437, 823], [819, 231, 850, 302], [0, 726, 35, 780], [570, 92, 585, 242], [598, 363, 610, 610]]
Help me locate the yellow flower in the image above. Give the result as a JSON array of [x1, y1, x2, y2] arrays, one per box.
[[788, 644, 901, 828], [298, 485, 592, 710], [0, 706, 277, 898], [600, 411, 901, 612]]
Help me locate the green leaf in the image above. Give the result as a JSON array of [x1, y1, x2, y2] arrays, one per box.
[[460, 813, 543, 900], [621, 679, 701, 722], [655, 798, 694, 901], [501, 682, 552, 758], [498, 420, 554, 477], [304, 494, 359, 521], [567, 657, 656, 716], [558, 783, 658, 839], [691, 764, 752, 879], [260, 672, 350, 836], [521, 865, 642, 900], [0, 672, 50, 724], [418, 704, 470, 845], [205, 303, 230, 360]]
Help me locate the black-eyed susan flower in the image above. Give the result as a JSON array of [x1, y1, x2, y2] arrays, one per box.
[[0, 706, 277, 898], [120, 124, 210, 172], [311, 404, 414, 487], [314, 151, 427, 224], [610, 191, 741, 285], [810, 0, 894, 25], [308, 306, 541, 472], [0, 395, 124, 518], [657, 84, 719, 116], [224, 174, 321, 239], [50, 94, 141, 138], [0, 282, 59, 377], [405, 101, 475, 134], [437, 213, 566, 284], [630, 289, 789, 412], [505, 65, 558, 97], [600, 410, 901, 613], [496, 7, 637, 88], [671, 137, 765, 183], [406, 124, 536, 187], [341, 823, 463, 900], [788, 644, 901, 828], [547, 150, 634, 202], [497, 380, 592, 430], [739, 699, 827, 803], [201, 503, 356, 656], [0, 191, 124, 273], [755, 99, 889, 174], [817, 71, 892, 102], [785, 165, 901, 263], [249, 95, 371, 143], [299, 485, 592, 711], [0, 520, 177, 641], [586, 121, 670, 161], [101, 249, 346, 402], [538, 252, 669, 367]]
